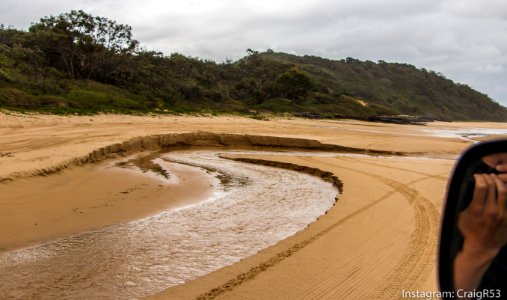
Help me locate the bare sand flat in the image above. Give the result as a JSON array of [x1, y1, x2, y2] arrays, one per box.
[[1, 112, 505, 299]]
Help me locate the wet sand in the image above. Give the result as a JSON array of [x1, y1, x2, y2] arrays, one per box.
[[1, 112, 507, 299], [0, 154, 214, 251]]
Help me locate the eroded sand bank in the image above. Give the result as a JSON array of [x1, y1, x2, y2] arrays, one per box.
[[1, 112, 507, 299]]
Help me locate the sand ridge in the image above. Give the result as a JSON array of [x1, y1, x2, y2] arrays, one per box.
[[0, 113, 478, 181], [0, 131, 400, 183]]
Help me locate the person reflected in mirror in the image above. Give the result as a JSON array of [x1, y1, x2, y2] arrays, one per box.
[[482, 153, 507, 173], [454, 170, 507, 294]]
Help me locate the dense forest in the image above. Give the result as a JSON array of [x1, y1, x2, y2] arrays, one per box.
[[1, 10, 506, 121]]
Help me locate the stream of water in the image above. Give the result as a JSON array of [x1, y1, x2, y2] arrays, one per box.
[[0, 150, 338, 299]]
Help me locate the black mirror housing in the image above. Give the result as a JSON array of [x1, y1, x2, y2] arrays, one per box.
[[440, 139, 507, 297]]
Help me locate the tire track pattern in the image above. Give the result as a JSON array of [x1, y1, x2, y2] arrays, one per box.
[[195, 157, 441, 300], [301, 157, 442, 300], [365, 175, 440, 299]]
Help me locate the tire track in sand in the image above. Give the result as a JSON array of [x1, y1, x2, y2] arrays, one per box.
[[364, 175, 440, 299], [195, 157, 441, 300], [337, 156, 449, 181], [299, 157, 441, 299]]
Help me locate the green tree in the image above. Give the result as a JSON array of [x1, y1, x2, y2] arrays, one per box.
[[272, 67, 314, 101], [28, 10, 139, 81]]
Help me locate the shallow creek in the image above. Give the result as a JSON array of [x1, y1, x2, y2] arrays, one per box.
[[0, 150, 338, 299]]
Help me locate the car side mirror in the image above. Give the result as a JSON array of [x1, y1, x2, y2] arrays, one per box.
[[439, 139, 507, 299]]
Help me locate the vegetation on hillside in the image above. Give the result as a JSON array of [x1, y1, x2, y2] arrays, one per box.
[[1, 10, 506, 121]]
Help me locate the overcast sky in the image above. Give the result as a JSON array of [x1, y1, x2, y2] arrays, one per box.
[[2, 0, 507, 106]]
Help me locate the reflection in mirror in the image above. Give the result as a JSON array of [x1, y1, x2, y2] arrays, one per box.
[[448, 150, 507, 298]]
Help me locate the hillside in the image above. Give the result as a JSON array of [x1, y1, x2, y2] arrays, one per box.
[[1, 10, 506, 121]]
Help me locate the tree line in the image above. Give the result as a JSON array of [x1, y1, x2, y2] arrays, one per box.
[[0, 10, 505, 121]]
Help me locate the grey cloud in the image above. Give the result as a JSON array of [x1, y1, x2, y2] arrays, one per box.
[[0, 0, 77, 28], [441, 0, 507, 20]]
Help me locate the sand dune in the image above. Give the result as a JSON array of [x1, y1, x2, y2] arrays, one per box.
[[1, 112, 505, 299]]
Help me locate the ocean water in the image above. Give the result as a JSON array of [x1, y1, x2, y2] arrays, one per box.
[[420, 127, 507, 141]]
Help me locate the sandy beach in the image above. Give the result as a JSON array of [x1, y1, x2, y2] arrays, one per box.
[[1, 112, 507, 299]]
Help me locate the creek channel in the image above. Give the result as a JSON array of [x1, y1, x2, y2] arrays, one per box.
[[0, 149, 338, 299]]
